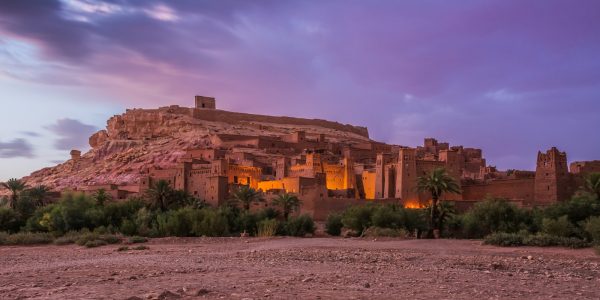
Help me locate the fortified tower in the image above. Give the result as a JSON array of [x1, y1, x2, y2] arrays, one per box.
[[534, 147, 570, 204], [395, 148, 418, 201], [375, 154, 385, 198], [195, 95, 216, 109]]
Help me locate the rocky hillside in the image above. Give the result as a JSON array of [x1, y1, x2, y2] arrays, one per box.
[[21, 105, 373, 191]]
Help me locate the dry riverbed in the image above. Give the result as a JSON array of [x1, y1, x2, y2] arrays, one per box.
[[0, 237, 599, 299]]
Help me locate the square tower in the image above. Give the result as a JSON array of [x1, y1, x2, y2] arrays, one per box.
[[195, 96, 216, 109], [534, 147, 569, 204], [395, 147, 418, 201]]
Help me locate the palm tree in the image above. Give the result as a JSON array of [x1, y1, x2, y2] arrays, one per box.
[[1, 178, 27, 209], [272, 193, 302, 220], [230, 185, 263, 211], [417, 168, 461, 238], [93, 189, 112, 206], [27, 185, 49, 207], [145, 180, 174, 211], [581, 172, 600, 200]]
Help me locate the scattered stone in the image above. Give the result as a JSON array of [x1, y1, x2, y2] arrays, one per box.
[[158, 291, 181, 300], [197, 289, 210, 296]]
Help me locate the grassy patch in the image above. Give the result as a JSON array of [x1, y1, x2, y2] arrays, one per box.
[[75, 232, 121, 246], [127, 236, 148, 244], [484, 232, 589, 249], [0, 232, 53, 245], [132, 245, 149, 250], [362, 226, 409, 238], [84, 240, 108, 248]]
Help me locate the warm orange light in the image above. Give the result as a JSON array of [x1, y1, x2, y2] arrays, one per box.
[[403, 200, 425, 209]]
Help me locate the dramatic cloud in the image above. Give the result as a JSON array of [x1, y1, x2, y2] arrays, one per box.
[[19, 131, 41, 137], [45, 118, 98, 151], [0, 0, 599, 169], [0, 138, 34, 158]]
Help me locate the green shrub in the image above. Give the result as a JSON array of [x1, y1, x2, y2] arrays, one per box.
[[192, 208, 230, 237], [237, 211, 259, 236], [132, 245, 149, 250], [523, 234, 588, 249], [117, 246, 129, 251], [14, 196, 37, 223], [362, 226, 408, 238], [256, 207, 280, 220], [325, 213, 343, 236], [584, 216, 600, 245], [53, 230, 83, 245], [403, 208, 429, 234], [371, 205, 404, 229], [284, 214, 315, 237], [120, 219, 137, 236], [35, 193, 104, 234], [53, 236, 75, 245], [257, 219, 278, 237], [541, 215, 574, 237], [0, 208, 20, 233], [0, 232, 54, 245], [483, 232, 524, 246], [85, 240, 107, 248], [463, 198, 531, 238], [103, 199, 145, 228], [132, 207, 154, 236], [75, 232, 121, 246], [543, 194, 600, 226], [128, 236, 148, 243], [485, 232, 589, 249], [341, 205, 375, 234]]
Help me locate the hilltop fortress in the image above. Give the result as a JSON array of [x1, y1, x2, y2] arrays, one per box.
[[23, 96, 600, 219]]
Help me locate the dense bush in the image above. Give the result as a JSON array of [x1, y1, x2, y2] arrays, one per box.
[[371, 205, 404, 229], [462, 198, 532, 238], [541, 215, 574, 237], [325, 213, 343, 236], [0, 208, 20, 233], [584, 216, 600, 244], [341, 205, 375, 234], [284, 215, 316, 237], [1, 188, 324, 243], [337, 204, 428, 236], [362, 226, 408, 238], [484, 232, 588, 248], [283, 214, 315, 237], [543, 195, 600, 226]]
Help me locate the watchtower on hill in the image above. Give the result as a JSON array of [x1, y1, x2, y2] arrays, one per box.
[[195, 95, 216, 109]]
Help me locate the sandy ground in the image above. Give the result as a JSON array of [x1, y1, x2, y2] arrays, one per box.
[[0, 237, 599, 300]]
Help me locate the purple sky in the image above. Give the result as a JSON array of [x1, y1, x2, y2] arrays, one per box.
[[1, 0, 599, 180]]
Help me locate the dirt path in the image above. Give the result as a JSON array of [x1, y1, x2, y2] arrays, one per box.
[[0, 238, 599, 299]]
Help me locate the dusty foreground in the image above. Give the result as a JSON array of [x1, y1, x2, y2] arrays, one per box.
[[1, 238, 599, 300]]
